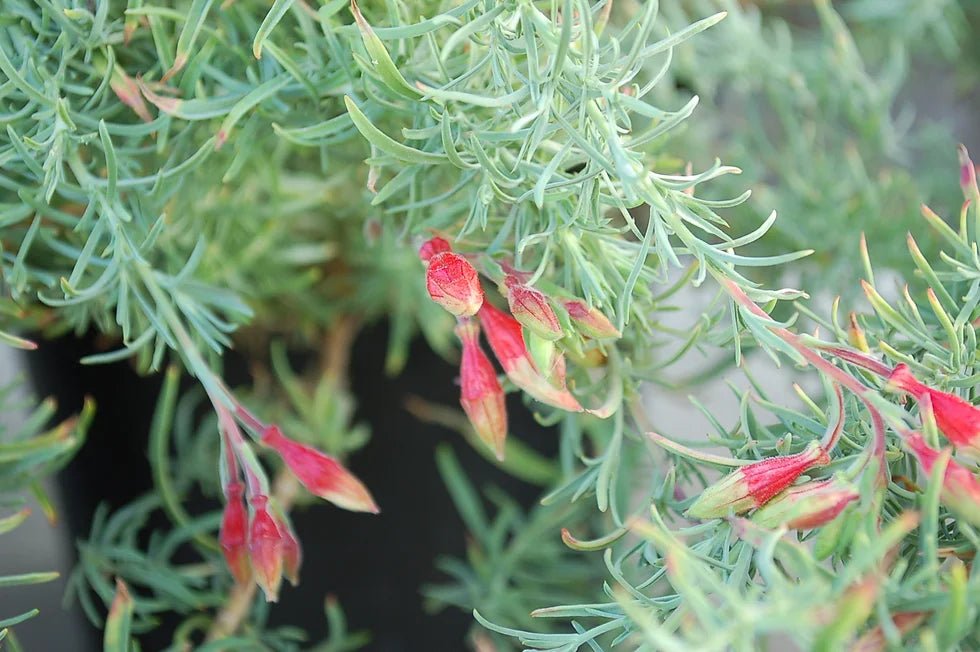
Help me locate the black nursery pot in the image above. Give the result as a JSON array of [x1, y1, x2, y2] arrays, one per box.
[[26, 323, 556, 651]]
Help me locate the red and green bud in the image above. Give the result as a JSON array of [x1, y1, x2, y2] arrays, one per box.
[[887, 364, 980, 457], [425, 252, 484, 317], [477, 301, 582, 412], [418, 236, 452, 263], [109, 66, 152, 123], [261, 426, 379, 514], [248, 495, 284, 602], [751, 476, 859, 530], [504, 277, 563, 340], [685, 441, 831, 519], [563, 300, 621, 339], [219, 482, 252, 585], [847, 311, 870, 353], [903, 432, 980, 528], [851, 611, 928, 652], [959, 144, 979, 199], [456, 319, 508, 460]]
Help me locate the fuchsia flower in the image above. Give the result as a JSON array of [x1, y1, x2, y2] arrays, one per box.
[[563, 300, 621, 339], [504, 277, 563, 340], [685, 441, 831, 519], [903, 432, 980, 528], [456, 319, 508, 460], [261, 426, 379, 514], [477, 301, 582, 412], [751, 476, 859, 530], [219, 482, 252, 585], [248, 495, 285, 602], [425, 251, 484, 317], [887, 364, 980, 458], [419, 236, 452, 263]]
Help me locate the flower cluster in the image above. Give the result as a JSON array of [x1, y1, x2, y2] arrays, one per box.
[[819, 342, 980, 523], [419, 237, 620, 457], [216, 400, 377, 601]]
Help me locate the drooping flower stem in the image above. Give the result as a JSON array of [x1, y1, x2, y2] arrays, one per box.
[[207, 320, 360, 640], [718, 277, 890, 480]]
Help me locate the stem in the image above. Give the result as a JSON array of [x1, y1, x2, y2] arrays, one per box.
[[820, 383, 845, 452], [718, 278, 891, 480], [214, 400, 267, 498], [805, 341, 893, 378]]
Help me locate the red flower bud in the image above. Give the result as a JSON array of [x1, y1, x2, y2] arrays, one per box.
[[887, 364, 980, 457], [261, 426, 379, 514], [419, 236, 452, 263], [685, 441, 831, 519], [904, 432, 980, 528], [425, 252, 484, 317], [751, 477, 859, 530], [219, 482, 252, 585], [456, 320, 508, 460], [504, 277, 563, 340], [274, 510, 302, 586], [248, 495, 284, 602], [477, 301, 582, 412], [563, 300, 621, 339]]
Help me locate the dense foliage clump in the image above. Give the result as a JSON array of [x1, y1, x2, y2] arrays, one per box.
[[1, 0, 979, 649]]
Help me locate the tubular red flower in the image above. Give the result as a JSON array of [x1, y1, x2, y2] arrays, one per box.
[[504, 277, 563, 340], [425, 251, 484, 317], [685, 441, 831, 519], [456, 319, 508, 460], [477, 301, 582, 412], [887, 364, 980, 456], [903, 432, 980, 527], [248, 495, 284, 602], [261, 426, 379, 514], [219, 482, 252, 585], [419, 236, 452, 263], [477, 300, 526, 367], [751, 477, 859, 530]]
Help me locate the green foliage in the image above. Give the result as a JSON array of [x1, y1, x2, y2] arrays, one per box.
[[1, 0, 978, 649], [0, 380, 94, 641], [657, 0, 966, 288], [423, 445, 606, 644]]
